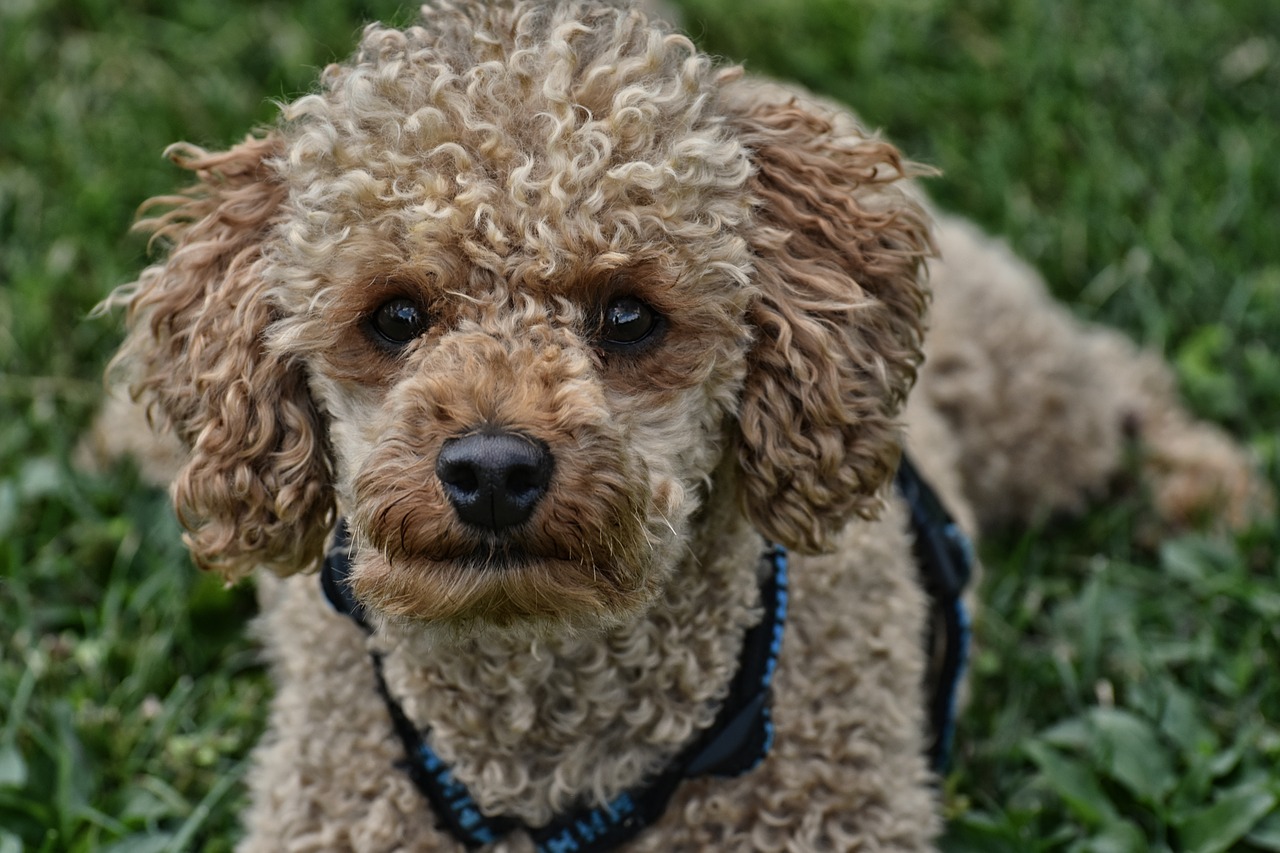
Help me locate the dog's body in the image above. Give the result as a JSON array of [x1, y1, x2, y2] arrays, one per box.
[[100, 2, 1262, 849]]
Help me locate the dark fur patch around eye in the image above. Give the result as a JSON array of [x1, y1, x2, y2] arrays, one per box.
[[310, 276, 443, 386]]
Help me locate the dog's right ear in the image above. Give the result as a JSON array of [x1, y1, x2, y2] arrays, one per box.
[[108, 135, 333, 582]]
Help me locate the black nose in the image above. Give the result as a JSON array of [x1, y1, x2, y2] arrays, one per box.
[[435, 431, 554, 531]]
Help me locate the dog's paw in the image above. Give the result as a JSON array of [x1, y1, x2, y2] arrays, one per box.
[[1138, 417, 1272, 533]]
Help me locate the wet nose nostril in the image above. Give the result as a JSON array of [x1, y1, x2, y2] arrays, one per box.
[[506, 465, 542, 498], [438, 458, 481, 496], [435, 431, 554, 532]]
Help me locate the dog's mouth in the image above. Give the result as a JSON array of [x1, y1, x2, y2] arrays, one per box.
[[398, 537, 565, 574], [345, 540, 657, 630], [359, 520, 574, 574], [456, 542, 548, 572]]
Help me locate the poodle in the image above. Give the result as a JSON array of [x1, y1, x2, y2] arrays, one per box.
[[99, 1, 1264, 849]]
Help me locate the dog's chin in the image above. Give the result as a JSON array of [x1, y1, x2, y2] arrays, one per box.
[[348, 547, 658, 642]]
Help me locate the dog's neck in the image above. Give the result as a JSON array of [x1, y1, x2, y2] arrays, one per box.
[[372, 495, 767, 826]]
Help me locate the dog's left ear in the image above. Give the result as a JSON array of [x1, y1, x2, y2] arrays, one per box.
[[727, 85, 933, 553]]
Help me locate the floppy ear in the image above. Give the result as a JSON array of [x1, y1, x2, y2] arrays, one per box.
[[728, 88, 933, 553], [109, 136, 333, 581]]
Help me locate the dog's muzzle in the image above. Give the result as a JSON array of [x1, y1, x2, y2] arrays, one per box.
[[435, 429, 554, 532]]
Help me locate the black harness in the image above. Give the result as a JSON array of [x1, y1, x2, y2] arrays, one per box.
[[321, 455, 971, 851], [896, 454, 974, 770]]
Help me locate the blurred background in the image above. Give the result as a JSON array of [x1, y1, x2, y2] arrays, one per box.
[[1, 0, 1277, 850]]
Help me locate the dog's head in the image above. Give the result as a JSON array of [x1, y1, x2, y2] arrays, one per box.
[[111, 0, 931, 637]]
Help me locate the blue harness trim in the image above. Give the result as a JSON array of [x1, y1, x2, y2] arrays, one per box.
[[320, 452, 971, 849]]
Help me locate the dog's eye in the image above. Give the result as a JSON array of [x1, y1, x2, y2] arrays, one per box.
[[370, 298, 428, 346], [600, 296, 661, 348]]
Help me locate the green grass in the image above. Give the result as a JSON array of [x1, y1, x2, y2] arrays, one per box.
[[2, 0, 1277, 850]]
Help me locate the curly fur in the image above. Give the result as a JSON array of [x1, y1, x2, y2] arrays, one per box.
[[106, 138, 334, 579], [727, 90, 932, 552], [97, 1, 1266, 850]]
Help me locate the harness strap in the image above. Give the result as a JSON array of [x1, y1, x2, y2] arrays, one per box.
[[369, 651, 518, 848], [322, 529, 788, 852], [894, 455, 974, 771]]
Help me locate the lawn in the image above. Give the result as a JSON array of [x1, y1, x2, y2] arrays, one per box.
[[2, 0, 1277, 850]]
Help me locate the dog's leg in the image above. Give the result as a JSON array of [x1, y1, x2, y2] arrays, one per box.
[[914, 213, 1267, 532]]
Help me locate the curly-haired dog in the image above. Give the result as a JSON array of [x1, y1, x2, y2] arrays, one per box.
[[100, 1, 1263, 849]]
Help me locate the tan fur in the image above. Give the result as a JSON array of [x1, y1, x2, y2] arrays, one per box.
[[727, 88, 932, 554], [104, 137, 334, 580], [97, 2, 1266, 850]]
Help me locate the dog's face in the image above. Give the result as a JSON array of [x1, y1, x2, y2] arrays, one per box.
[[268, 9, 758, 631], [112, 0, 932, 637]]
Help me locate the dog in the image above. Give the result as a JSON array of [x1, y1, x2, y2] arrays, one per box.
[[99, 1, 1264, 849]]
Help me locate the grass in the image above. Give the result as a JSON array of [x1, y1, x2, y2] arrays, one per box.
[[1, 0, 1277, 849]]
